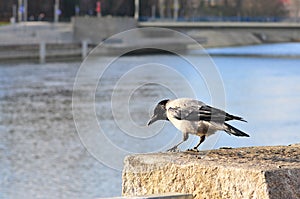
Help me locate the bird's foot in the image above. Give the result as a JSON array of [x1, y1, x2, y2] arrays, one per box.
[[219, 146, 233, 150], [187, 147, 200, 152], [166, 146, 180, 152]]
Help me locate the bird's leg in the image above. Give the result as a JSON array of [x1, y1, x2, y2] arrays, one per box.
[[192, 135, 206, 151], [167, 133, 189, 152]]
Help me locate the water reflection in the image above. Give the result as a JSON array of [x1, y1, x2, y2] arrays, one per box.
[[212, 56, 300, 147], [0, 63, 121, 199], [1, 45, 300, 198]]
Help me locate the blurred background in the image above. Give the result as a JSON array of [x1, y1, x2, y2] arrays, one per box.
[[0, 0, 300, 22], [0, 0, 300, 199]]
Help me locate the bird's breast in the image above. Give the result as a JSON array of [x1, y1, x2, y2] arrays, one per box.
[[167, 116, 217, 136]]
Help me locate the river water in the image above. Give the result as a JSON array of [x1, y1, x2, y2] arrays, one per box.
[[1, 43, 300, 198]]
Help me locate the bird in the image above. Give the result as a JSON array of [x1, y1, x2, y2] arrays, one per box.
[[147, 98, 249, 152]]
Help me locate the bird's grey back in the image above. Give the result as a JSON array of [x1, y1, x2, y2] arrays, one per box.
[[167, 98, 205, 108]]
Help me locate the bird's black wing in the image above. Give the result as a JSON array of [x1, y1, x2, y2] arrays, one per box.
[[168, 105, 246, 123]]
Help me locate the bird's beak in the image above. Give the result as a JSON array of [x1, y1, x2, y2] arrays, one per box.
[[147, 115, 158, 126]]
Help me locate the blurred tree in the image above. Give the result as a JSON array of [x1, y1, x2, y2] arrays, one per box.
[[100, 0, 134, 16], [77, 0, 134, 17], [0, 0, 290, 22], [140, 0, 157, 18], [241, 0, 287, 18], [61, 0, 79, 20], [0, 0, 16, 21]]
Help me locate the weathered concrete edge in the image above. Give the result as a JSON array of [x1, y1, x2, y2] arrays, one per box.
[[264, 167, 300, 199], [122, 145, 300, 199], [98, 193, 193, 199], [122, 156, 269, 198]]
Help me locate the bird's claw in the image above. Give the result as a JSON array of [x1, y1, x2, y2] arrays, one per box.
[[219, 146, 233, 150], [167, 146, 180, 152], [187, 148, 200, 152]]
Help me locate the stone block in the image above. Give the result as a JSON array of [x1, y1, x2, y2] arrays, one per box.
[[122, 145, 300, 199]]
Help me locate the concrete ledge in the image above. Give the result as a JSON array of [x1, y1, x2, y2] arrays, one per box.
[[122, 144, 300, 199], [138, 21, 300, 29], [72, 16, 137, 44]]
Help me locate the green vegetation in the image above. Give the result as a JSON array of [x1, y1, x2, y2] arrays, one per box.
[[0, 22, 9, 26]]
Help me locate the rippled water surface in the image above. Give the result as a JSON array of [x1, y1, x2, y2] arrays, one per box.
[[1, 43, 300, 198], [206, 42, 300, 57]]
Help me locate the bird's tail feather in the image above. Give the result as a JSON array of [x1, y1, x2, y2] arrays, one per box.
[[224, 123, 249, 137]]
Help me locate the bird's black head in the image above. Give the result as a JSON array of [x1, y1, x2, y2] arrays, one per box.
[[147, 99, 169, 126]]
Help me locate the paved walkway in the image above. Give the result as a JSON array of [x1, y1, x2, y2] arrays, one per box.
[[139, 21, 300, 28]]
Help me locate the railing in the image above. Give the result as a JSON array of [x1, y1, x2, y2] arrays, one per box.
[[0, 41, 94, 63], [139, 16, 299, 23]]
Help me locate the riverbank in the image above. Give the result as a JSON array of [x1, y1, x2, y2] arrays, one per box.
[[139, 21, 300, 47], [123, 144, 300, 199], [0, 43, 94, 63], [1, 18, 300, 62]]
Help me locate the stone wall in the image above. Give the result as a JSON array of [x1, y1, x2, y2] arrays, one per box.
[[185, 28, 300, 48], [72, 16, 137, 44], [139, 22, 300, 47], [73, 18, 300, 47], [122, 145, 300, 199]]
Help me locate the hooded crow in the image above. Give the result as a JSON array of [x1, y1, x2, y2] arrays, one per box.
[[147, 98, 249, 151]]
